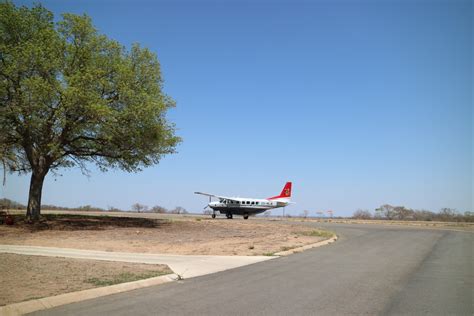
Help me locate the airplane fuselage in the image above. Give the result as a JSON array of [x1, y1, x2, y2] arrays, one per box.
[[209, 198, 288, 216]]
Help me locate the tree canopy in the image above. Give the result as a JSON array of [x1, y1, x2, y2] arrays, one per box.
[[0, 2, 181, 221]]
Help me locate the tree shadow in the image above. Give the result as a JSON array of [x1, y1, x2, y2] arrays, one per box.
[[11, 214, 170, 231]]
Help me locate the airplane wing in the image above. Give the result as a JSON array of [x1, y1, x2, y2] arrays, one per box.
[[194, 192, 240, 202], [194, 192, 222, 198]]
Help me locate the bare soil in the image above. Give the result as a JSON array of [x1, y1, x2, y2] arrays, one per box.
[[0, 213, 330, 256], [0, 253, 171, 306]]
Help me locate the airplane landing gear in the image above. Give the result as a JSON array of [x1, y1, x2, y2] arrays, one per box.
[[243, 214, 249, 220], [211, 213, 216, 219], [226, 213, 233, 219]]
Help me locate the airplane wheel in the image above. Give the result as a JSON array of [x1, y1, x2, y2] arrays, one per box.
[[211, 214, 216, 219], [226, 213, 233, 219], [243, 214, 249, 220]]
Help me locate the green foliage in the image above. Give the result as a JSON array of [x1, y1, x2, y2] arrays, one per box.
[[0, 2, 180, 220], [0, 1, 180, 175]]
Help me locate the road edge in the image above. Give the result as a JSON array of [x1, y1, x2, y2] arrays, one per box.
[[0, 273, 178, 316], [274, 235, 338, 256]]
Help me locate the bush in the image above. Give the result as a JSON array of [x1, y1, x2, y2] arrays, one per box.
[[0, 198, 26, 210], [170, 206, 188, 214], [151, 205, 168, 213], [353, 209, 372, 219]]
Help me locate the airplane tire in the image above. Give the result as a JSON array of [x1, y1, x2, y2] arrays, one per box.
[[211, 214, 216, 219], [243, 214, 249, 220], [226, 213, 233, 219]]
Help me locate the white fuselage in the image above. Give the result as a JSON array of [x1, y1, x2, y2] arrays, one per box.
[[209, 197, 289, 215]]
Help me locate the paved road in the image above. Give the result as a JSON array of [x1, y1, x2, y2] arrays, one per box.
[[34, 223, 473, 315]]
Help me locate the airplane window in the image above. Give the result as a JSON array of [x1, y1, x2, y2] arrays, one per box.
[[251, 202, 254, 205], [246, 201, 250, 204], [256, 202, 259, 205]]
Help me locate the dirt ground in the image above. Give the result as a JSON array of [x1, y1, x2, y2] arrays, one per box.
[[0, 253, 171, 306], [0, 213, 331, 256]]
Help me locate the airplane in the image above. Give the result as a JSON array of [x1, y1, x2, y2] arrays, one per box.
[[195, 182, 293, 219]]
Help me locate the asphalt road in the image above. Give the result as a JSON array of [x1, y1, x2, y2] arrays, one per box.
[[33, 223, 473, 315]]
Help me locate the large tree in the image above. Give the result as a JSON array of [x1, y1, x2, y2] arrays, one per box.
[[0, 2, 181, 221]]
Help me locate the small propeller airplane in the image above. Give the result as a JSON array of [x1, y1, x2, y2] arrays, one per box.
[[195, 182, 293, 219]]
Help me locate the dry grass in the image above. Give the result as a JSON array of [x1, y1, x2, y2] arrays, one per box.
[[0, 253, 171, 306], [297, 229, 335, 238]]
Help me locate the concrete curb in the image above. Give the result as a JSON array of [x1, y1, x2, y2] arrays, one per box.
[[0, 274, 178, 316], [274, 235, 338, 256]]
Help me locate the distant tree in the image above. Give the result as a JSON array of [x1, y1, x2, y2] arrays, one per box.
[[300, 210, 309, 219], [171, 206, 187, 214], [107, 205, 122, 212], [464, 211, 474, 222], [151, 205, 167, 213], [392, 206, 414, 220], [353, 209, 372, 219], [438, 208, 457, 221], [0, 198, 26, 209], [131, 203, 148, 213], [375, 204, 395, 220], [0, 2, 180, 222], [412, 209, 435, 221]]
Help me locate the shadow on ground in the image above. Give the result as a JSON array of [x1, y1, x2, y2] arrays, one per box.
[[9, 214, 169, 231]]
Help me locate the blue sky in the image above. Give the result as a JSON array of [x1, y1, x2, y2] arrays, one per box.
[[5, 0, 472, 216]]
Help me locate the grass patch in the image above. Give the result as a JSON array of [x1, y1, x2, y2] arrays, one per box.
[[85, 271, 169, 287], [298, 229, 334, 238], [262, 252, 275, 256]]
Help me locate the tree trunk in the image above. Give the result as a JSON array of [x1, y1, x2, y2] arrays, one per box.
[[26, 170, 47, 222]]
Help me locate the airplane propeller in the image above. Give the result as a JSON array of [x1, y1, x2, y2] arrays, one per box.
[[203, 195, 211, 209]]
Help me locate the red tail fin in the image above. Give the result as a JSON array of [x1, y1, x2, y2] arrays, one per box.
[[268, 182, 292, 200]]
